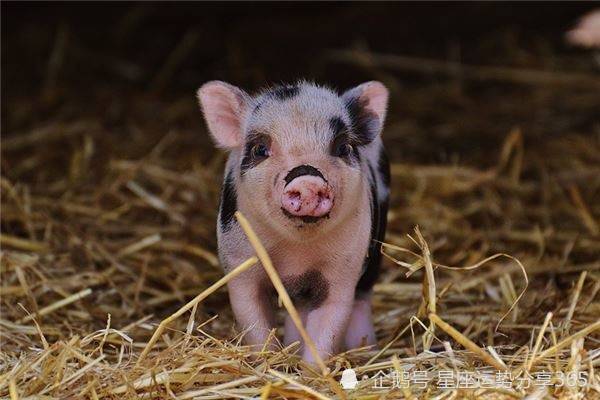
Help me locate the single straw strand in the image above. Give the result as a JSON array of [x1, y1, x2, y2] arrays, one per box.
[[18, 288, 92, 323], [525, 312, 553, 372]]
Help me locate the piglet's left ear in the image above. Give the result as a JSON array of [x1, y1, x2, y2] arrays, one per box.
[[342, 81, 389, 144]]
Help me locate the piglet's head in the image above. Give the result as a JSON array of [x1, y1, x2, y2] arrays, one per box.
[[197, 80, 388, 240]]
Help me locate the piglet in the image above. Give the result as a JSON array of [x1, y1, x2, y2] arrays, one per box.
[[197, 81, 390, 363]]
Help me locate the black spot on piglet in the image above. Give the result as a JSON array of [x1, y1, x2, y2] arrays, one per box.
[[378, 147, 391, 187], [269, 85, 300, 101], [284, 164, 326, 185], [356, 164, 388, 298], [279, 269, 329, 310], [219, 170, 237, 232], [329, 116, 347, 136], [345, 95, 380, 145]]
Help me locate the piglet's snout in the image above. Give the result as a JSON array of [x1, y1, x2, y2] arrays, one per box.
[[281, 176, 333, 217]]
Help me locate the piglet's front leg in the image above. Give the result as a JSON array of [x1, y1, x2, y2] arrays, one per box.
[[302, 287, 354, 363], [228, 275, 276, 348]]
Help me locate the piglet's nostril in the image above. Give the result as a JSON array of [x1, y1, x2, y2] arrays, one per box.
[[281, 175, 334, 218]]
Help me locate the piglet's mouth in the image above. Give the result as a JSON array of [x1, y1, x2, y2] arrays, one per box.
[[281, 208, 330, 224]]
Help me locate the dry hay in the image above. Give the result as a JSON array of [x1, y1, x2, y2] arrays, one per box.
[[2, 43, 600, 400]]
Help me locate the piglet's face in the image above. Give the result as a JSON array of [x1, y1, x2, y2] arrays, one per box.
[[197, 81, 388, 240]]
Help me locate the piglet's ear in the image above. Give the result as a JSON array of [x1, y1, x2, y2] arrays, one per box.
[[197, 81, 251, 149], [342, 81, 389, 144]]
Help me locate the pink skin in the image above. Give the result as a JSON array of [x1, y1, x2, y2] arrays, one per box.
[[284, 297, 377, 355], [228, 276, 276, 348], [344, 297, 377, 349], [281, 176, 334, 217], [302, 289, 355, 363], [284, 312, 305, 347]]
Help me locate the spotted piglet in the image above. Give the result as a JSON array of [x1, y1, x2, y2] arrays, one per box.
[[197, 81, 390, 363]]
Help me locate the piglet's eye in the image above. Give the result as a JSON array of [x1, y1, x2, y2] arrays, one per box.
[[251, 143, 270, 159]]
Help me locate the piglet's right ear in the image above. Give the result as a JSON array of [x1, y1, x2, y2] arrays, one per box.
[[197, 81, 250, 149]]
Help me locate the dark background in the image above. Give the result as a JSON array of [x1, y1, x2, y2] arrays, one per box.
[[2, 2, 595, 94], [2, 3, 597, 165]]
